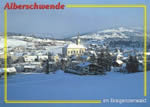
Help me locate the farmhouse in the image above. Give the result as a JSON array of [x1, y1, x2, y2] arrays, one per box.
[[76, 62, 104, 74]]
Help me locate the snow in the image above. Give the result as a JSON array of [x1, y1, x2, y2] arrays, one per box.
[[0, 38, 28, 48], [72, 27, 145, 42], [24, 65, 36, 69], [0, 36, 65, 55], [0, 67, 16, 73], [116, 60, 123, 65], [146, 52, 150, 55], [77, 62, 91, 67], [0, 71, 149, 107], [99, 27, 134, 33], [64, 43, 86, 49]]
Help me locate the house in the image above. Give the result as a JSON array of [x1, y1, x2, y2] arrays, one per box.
[[23, 55, 38, 62], [24, 65, 36, 72], [52, 54, 60, 62], [76, 62, 91, 73], [62, 34, 86, 56], [80, 55, 90, 62], [61, 58, 69, 70], [24, 65, 42, 72], [70, 60, 81, 69], [38, 55, 48, 61], [89, 63, 104, 73], [48, 61, 57, 72], [112, 59, 124, 67], [23, 62, 43, 72], [48, 54, 60, 62], [76, 62, 104, 74], [0, 67, 16, 77], [111, 63, 127, 72]]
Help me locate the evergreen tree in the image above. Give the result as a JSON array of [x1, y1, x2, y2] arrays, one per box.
[[90, 54, 96, 63], [126, 55, 139, 73], [97, 49, 112, 72], [45, 59, 50, 74]]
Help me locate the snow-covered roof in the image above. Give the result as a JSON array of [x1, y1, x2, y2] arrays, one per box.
[[7, 67, 17, 73], [24, 65, 36, 69], [77, 62, 91, 67], [61, 58, 67, 61], [64, 43, 85, 49], [116, 60, 123, 65], [139, 60, 143, 63], [146, 52, 150, 55], [117, 53, 123, 57], [81, 55, 88, 59], [49, 61, 56, 64], [0, 67, 16, 73]]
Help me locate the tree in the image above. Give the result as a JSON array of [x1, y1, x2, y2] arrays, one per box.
[[97, 49, 112, 72], [90, 54, 96, 63], [126, 55, 139, 73], [45, 59, 50, 74]]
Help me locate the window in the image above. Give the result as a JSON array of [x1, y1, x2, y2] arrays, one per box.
[[80, 50, 82, 53]]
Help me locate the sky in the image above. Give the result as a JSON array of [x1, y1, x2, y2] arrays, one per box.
[[0, 0, 150, 38]]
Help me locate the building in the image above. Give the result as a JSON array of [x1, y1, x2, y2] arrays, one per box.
[[38, 55, 48, 61], [62, 34, 86, 56], [75, 62, 104, 75], [0, 67, 17, 77], [23, 62, 42, 72], [23, 55, 38, 62], [48, 61, 57, 72]]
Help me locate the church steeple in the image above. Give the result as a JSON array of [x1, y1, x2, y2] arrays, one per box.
[[76, 33, 80, 45]]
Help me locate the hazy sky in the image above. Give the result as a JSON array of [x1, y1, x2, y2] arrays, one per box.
[[0, 0, 150, 38]]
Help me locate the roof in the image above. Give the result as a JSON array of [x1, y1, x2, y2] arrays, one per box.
[[77, 62, 91, 67], [64, 43, 85, 49], [81, 55, 88, 59], [24, 65, 36, 69], [0, 67, 16, 73], [146, 52, 150, 55], [116, 60, 123, 65], [49, 61, 56, 64]]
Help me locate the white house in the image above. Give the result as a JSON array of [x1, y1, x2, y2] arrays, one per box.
[[38, 55, 48, 61], [0, 67, 16, 76], [23, 55, 38, 62]]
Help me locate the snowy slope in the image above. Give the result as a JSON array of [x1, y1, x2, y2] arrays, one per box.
[[0, 38, 28, 48], [0, 35, 66, 51], [0, 71, 149, 107], [72, 27, 144, 41]]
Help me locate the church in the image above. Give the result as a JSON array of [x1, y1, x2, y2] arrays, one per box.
[[62, 34, 86, 57]]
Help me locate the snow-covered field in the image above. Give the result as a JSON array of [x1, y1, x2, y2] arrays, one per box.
[[0, 71, 149, 107], [0, 38, 28, 48], [0, 36, 65, 50]]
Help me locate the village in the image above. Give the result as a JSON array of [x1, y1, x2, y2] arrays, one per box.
[[0, 33, 150, 77]]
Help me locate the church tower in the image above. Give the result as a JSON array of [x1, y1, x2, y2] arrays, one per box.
[[76, 33, 80, 45]]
